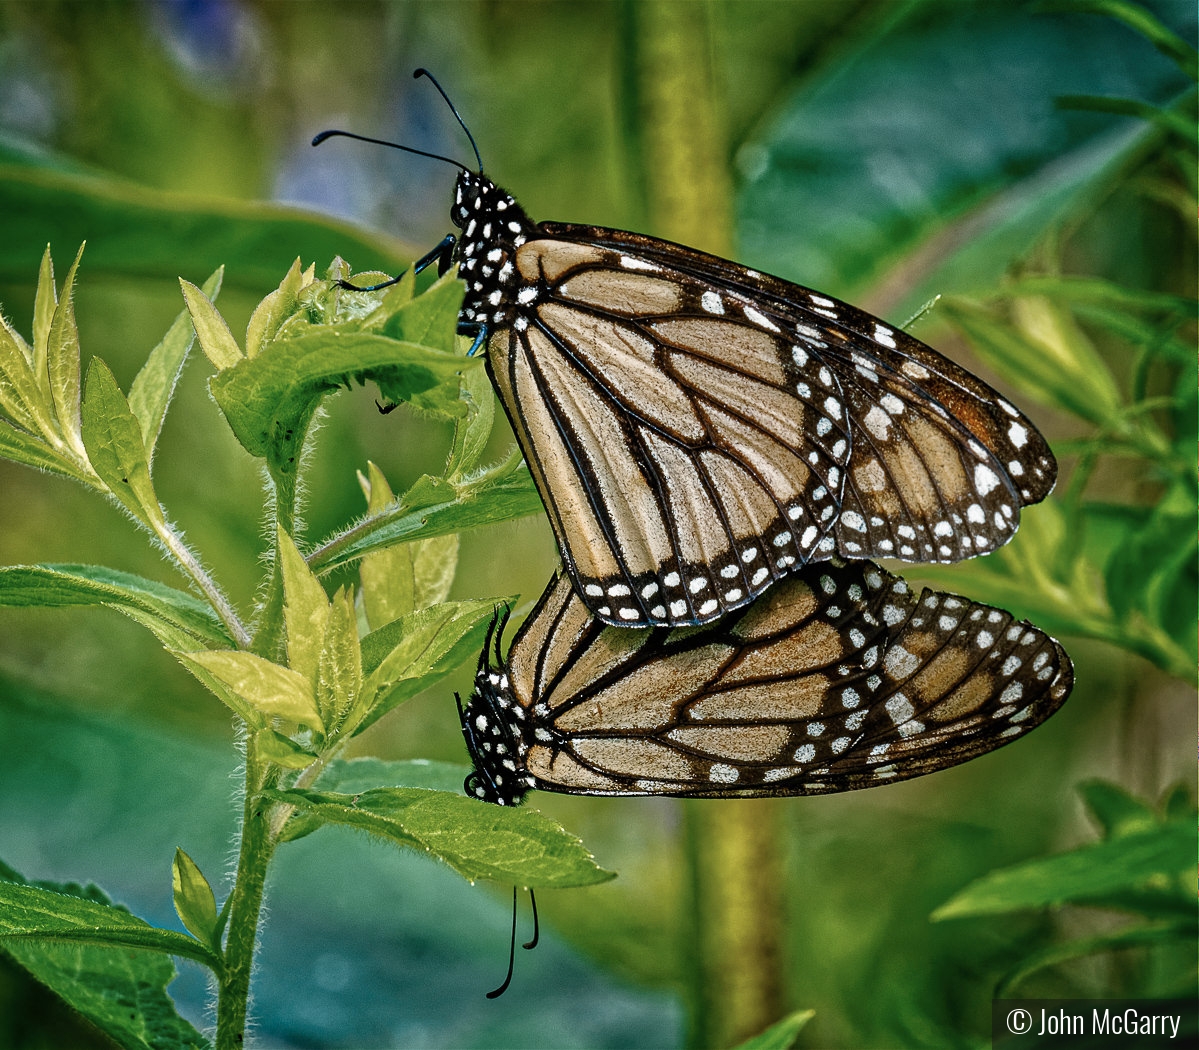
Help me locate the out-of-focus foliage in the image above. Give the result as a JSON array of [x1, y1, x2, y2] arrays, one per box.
[[0, 1, 1193, 1048]]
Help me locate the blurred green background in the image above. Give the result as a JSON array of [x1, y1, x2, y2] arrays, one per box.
[[0, 1, 1194, 1048]]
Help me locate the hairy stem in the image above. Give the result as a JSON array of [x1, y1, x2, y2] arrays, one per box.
[[155, 519, 252, 649], [215, 749, 280, 1050]]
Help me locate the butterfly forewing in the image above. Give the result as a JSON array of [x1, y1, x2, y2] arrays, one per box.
[[461, 561, 1073, 803]]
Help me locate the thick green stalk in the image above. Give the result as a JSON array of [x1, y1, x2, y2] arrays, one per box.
[[632, 3, 788, 1046]]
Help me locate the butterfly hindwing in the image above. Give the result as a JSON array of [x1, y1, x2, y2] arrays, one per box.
[[461, 561, 1073, 804]]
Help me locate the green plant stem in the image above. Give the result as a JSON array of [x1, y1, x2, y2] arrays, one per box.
[[215, 748, 280, 1050], [154, 518, 251, 649]]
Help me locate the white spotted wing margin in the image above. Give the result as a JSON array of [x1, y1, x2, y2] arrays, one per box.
[[459, 561, 1073, 805], [449, 163, 1056, 628]]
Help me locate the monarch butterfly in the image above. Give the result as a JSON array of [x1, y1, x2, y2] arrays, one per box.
[[458, 559, 1072, 805], [315, 71, 1057, 629]]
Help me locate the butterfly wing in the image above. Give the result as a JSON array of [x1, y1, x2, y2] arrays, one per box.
[[471, 560, 1072, 800], [485, 224, 1055, 626]]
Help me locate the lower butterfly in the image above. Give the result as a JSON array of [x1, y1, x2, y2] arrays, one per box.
[[459, 560, 1072, 805]]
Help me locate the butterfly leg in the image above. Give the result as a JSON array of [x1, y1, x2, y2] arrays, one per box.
[[336, 234, 458, 292]]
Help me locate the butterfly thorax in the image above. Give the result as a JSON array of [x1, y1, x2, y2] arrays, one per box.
[[451, 170, 535, 332], [460, 660, 534, 806]]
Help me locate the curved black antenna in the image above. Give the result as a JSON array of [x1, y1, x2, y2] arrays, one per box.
[[486, 887, 520, 999], [522, 887, 539, 951], [412, 68, 483, 173], [310, 129, 469, 173]]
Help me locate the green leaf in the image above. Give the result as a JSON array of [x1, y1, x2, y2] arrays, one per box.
[[264, 786, 616, 888], [316, 587, 362, 733], [277, 526, 331, 686], [129, 265, 224, 457], [996, 921, 1195, 999], [208, 329, 472, 461], [309, 448, 542, 575], [446, 360, 498, 480], [254, 727, 320, 770], [80, 357, 165, 529], [0, 307, 49, 437], [46, 243, 86, 457], [172, 649, 322, 731], [737, 1, 1186, 317], [932, 821, 1194, 920], [358, 462, 460, 629], [0, 878, 219, 969], [378, 269, 465, 355], [1079, 779, 1158, 839], [356, 598, 501, 734], [179, 277, 242, 370], [940, 296, 1122, 424], [0, 563, 232, 648], [245, 257, 314, 358], [0, 419, 93, 483], [731, 1010, 816, 1050], [30, 244, 56, 403], [314, 757, 475, 795], [171, 849, 219, 950], [0, 157, 405, 293], [1057, 0, 1198, 81], [0, 874, 212, 1050]]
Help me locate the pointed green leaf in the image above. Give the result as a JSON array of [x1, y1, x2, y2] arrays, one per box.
[[254, 727, 320, 770], [0, 878, 219, 969], [129, 265, 224, 457], [357, 462, 460, 629], [446, 362, 497, 480], [171, 849, 219, 950], [309, 448, 541, 575], [379, 268, 465, 354], [940, 297, 1122, 424], [80, 358, 165, 529], [245, 257, 311, 358], [1079, 779, 1158, 839], [179, 278, 243, 370], [0, 420, 93, 482], [0, 563, 232, 647], [30, 244, 55, 399], [172, 649, 322, 731], [357, 598, 501, 734], [0, 873, 213, 1049], [0, 313, 47, 436], [732, 1010, 816, 1050], [264, 786, 616, 888], [277, 526, 330, 685], [46, 243, 85, 455], [933, 821, 1194, 920], [996, 921, 1195, 999], [316, 586, 362, 733]]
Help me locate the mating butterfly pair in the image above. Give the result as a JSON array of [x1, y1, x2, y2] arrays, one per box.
[[315, 70, 1071, 805]]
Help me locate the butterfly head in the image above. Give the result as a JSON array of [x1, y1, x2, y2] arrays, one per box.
[[451, 171, 535, 332], [459, 605, 531, 807]]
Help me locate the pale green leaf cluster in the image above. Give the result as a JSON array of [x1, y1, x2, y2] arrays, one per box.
[[0, 247, 608, 1046]]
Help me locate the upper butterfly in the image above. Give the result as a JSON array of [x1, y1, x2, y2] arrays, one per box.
[[314, 70, 1056, 629]]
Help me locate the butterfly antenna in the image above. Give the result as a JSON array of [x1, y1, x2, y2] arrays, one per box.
[[310, 129, 469, 174], [413, 68, 484, 173], [522, 887, 540, 951], [486, 887, 519, 999]]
